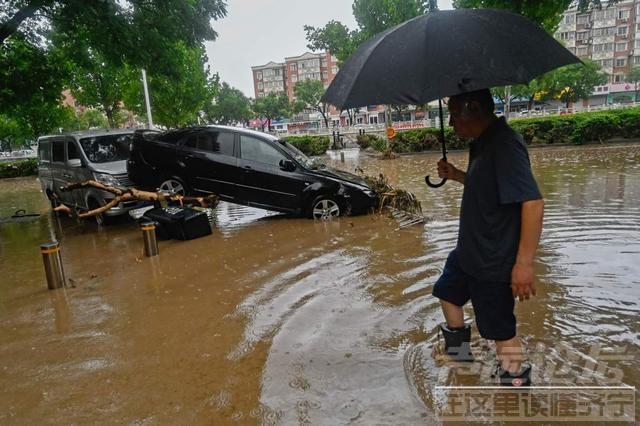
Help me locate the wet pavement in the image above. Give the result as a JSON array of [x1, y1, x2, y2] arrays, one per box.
[[0, 144, 639, 424]]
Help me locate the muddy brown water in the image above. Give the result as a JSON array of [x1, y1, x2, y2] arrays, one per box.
[[0, 144, 639, 425]]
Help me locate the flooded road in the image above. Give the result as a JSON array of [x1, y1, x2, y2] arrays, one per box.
[[1, 144, 639, 424]]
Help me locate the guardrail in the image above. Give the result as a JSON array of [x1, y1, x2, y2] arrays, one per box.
[[280, 102, 640, 137]]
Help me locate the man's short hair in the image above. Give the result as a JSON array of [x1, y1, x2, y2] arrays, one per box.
[[449, 89, 495, 115]]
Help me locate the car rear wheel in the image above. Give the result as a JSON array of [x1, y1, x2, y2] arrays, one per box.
[[309, 195, 341, 220], [159, 177, 188, 196]]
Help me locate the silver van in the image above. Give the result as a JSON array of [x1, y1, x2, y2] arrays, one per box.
[[37, 129, 144, 225]]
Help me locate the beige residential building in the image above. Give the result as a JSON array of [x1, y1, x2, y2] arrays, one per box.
[[251, 51, 338, 102], [556, 0, 640, 83]]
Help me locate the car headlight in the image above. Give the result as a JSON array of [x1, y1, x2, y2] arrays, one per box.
[[93, 173, 120, 187]]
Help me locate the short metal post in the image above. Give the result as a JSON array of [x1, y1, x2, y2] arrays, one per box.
[[340, 151, 345, 162], [41, 241, 65, 290], [141, 221, 159, 257]]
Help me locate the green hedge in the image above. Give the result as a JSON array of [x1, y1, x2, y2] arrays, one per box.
[[283, 135, 331, 156], [0, 158, 38, 178], [509, 107, 640, 145], [358, 107, 640, 153]]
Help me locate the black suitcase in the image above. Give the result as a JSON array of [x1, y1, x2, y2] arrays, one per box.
[[141, 207, 212, 240]]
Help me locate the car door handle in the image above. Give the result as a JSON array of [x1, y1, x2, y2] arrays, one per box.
[[243, 166, 253, 171], [62, 173, 73, 179]]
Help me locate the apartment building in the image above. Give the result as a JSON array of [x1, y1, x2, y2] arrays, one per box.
[[251, 51, 339, 101], [556, 0, 640, 84]]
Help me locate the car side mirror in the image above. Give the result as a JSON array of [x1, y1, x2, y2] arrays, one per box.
[[67, 158, 82, 168], [279, 159, 296, 172]]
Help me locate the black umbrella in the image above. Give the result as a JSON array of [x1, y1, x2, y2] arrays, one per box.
[[321, 8, 580, 187]]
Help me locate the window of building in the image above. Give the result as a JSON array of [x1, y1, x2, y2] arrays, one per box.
[[322, 71, 328, 80], [291, 75, 297, 82], [617, 9, 629, 20], [615, 58, 626, 67], [617, 26, 628, 36], [614, 74, 625, 82], [564, 13, 575, 24], [331, 66, 338, 74], [577, 15, 589, 25], [577, 46, 589, 56], [576, 31, 588, 40], [615, 42, 627, 51], [290, 64, 296, 71], [256, 71, 262, 80], [634, 57, 640, 65]]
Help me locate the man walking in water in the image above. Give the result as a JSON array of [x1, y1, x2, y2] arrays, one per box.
[[432, 89, 544, 386]]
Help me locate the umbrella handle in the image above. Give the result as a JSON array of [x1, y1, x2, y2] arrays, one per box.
[[425, 175, 447, 188]]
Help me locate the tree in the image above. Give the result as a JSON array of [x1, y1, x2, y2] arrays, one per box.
[[251, 93, 290, 132], [204, 82, 252, 125], [304, 0, 435, 63], [0, 35, 72, 138], [1, 1, 227, 66], [59, 29, 138, 128], [1, 0, 227, 136], [543, 59, 607, 107], [292, 80, 331, 129], [123, 43, 220, 129], [627, 66, 640, 103], [453, 0, 620, 32]]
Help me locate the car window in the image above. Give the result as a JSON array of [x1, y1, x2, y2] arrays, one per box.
[[240, 135, 286, 166], [52, 141, 65, 163], [80, 134, 132, 163], [185, 130, 234, 156], [38, 141, 51, 162], [67, 141, 80, 160]]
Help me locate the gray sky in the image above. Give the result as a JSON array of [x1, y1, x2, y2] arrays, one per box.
[[205, 0, 454, 98]]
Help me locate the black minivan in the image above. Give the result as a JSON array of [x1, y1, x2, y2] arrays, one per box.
[[127, 126, 378, 219]]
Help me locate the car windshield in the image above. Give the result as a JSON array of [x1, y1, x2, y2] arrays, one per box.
[[80, 134, 133, 163], [277, 139, 325, 170]]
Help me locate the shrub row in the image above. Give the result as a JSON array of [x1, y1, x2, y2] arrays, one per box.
[[358, 107, 640, 153], [0, 158, 38, 178], [283, 135, 331, 156]]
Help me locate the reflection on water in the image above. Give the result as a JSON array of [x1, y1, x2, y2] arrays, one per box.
[[0, 144, 639, 424]]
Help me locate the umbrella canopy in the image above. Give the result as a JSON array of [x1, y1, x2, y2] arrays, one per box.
[[322, 8, 580, 109]]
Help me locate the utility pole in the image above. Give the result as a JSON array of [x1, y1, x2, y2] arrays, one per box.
[[141, 69, 154, 129]]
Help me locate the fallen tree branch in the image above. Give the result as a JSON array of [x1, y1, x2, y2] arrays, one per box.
[[53, 180, 218, 219]]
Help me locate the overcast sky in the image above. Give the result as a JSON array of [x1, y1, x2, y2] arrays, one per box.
[[204, 0, 454, 98]]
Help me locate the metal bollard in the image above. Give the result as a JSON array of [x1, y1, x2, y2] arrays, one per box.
[[41, 241, 66, 290], [340, 151, 345, 162], [140, 221, 159, 257]]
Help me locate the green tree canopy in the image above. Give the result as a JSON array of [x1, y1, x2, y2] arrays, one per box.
[[252, 93, 290, 132], [542, 59, 607, 107], [292, 79, 331, 129], [123, 43, 220, 129], [1, 0, 227, 138], [204, 82, 252, 125], [304, 0, 434, 63]]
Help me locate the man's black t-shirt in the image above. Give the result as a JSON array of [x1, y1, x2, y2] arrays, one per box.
[[457, 117, 542, 282]]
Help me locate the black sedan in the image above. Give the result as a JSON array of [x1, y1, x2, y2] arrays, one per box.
[[127, 126, 378, 219]]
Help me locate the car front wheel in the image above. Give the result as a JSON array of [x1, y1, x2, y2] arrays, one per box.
[[159, 177, 188, 196], [309, 195, 341, 220]]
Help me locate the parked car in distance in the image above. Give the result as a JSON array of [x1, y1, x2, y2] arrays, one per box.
[[37, 129, 147, 225], [127, 126, 379, 219]]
